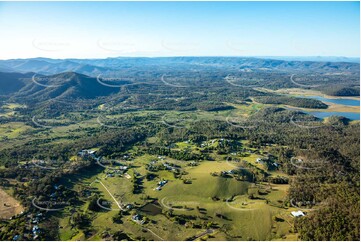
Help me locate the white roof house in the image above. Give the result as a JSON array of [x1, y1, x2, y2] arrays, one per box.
[[291, 211, 305, 217]]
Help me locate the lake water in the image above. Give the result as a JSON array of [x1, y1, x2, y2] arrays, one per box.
[[291, 95, 360, 120], [307, 111, 360, 121], [296, 95, 360, 107]]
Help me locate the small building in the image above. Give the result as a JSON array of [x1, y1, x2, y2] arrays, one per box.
[[163, 163, 173, 170], [155, 180, 168, 191], [78, 149, 96, 157], [291, 211, 305, 217], [119, 166, 128, 170], [132, 214, 145, 224], [158, 180, 168, 186], [32, 225, 39, 234]]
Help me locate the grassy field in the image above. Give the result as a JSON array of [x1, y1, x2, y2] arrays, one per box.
[[0, 187, 24, 219], [1, 103, 27, 109], [0, 122, 34, 139], [0, 103, 27, 117], [54, 148, 295, 241], [0, 101, 299, 240]]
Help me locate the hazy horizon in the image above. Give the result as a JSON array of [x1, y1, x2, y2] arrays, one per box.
[[1, 55, 360, 59], [0, 1, 359, 59]]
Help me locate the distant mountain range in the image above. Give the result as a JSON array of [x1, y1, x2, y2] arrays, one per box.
[[256, 56, 360, 63], [0, 57, 359, 76], [0, 57, 359, 104], [0, 59, 115, 76]]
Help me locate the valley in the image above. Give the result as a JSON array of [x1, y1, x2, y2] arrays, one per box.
[[0, 57, 359, 241], [0, 0, 360, 240]]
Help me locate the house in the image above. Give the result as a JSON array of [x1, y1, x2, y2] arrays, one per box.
[[155, 180, 168, 191], [132, 214, 145, 224], [256, 158, 262, 163], [221, 170, 234, 176], [291, 211, 305, 217], [32, 225, 40, 234], [119, 166, 128, 171], [150, 160, 157, 165], [189, 161, 198, 166], [13, 235, 20, 241], [78, 149, 96, 158], [158, 180, 168, 186], [163, 163, 173, 170]]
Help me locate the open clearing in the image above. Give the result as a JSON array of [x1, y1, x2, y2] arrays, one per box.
[[0, 187, 24, 219]]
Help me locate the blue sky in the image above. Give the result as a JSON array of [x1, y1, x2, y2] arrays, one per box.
[[0, 1, 359, 59]]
